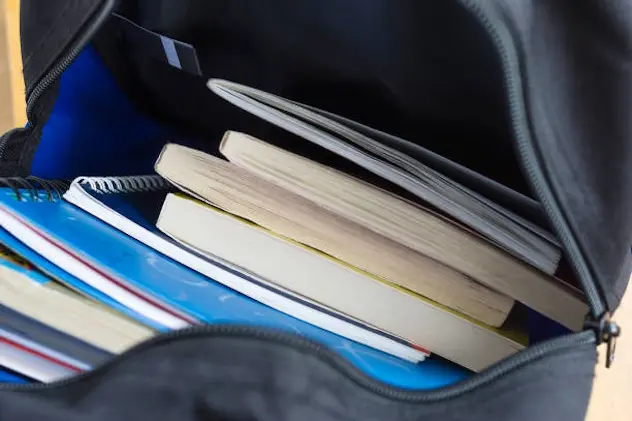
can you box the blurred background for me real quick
[0,0,25,134]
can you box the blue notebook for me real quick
[0,227,163,330]
[0,177,469,389]
[0,230,159,380]
[64,176,433,363]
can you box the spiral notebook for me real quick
[64,176,431,360]
[0,178,194,331]
[0,176,469,389]
[0,227,164,330]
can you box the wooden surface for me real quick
[586,279,631,420]
[0,2,630,419]
[0,0,24,133]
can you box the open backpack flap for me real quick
[0,0,630,420]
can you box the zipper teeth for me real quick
[0,0,115,164]
[0,325,595,401]
[459,0,605,316]
[25,0,117,120]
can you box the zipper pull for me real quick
[585,312,621,368]
[604,320,621,368]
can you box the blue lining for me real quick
[0,367,29,384]
[31,46,176,179]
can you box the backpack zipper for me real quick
[456,0,620,365]
[0,0,615,397]
[461,0,607,315]
[0,0,117,165]
[24,0,118,122]
[0,325,596,401]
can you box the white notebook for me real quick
[64,175,429,363]
[156,193,527,372]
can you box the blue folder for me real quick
[0,228,163,331]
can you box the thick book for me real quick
[0,242,126,381]
[208,79,561,275]
[214,131,587,331]
[0,178,468,388]
[64,175,429,363]
[157,193,528,372]
[155,143,515,327]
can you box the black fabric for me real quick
[0,128,30,176]
[492,0,632,309]
[103,0,530,197]
[20,0,103,95]
[0,330,597,421]
[0,80,60,176]
[110,13,202,76]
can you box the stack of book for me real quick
[0,80,587,386]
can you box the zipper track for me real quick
[0,0,116,164]
[0,325,595,400]
[457,0,606,316]
[0,0,608,400]
[24,0,117,121]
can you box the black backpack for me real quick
[0,1,630,420]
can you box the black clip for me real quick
[584,312,621,368]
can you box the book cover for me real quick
[64,176,431,362]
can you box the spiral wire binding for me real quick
[74,175,171,194]
[0,177,70,202]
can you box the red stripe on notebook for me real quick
[0,205,196,324]
[0,336,83,373]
